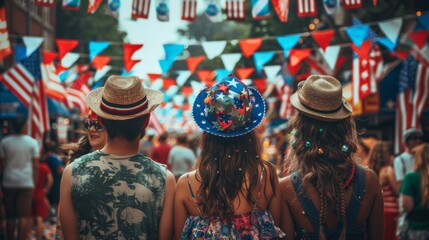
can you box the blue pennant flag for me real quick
[89,41,110,61]
[253,51,275,73]
[14,45,28,63]
[121,68,134,76]
[215,69,230,81]
[418,12,429,30]
[159,59,174,73]
[276,34,301,57]
[345,24,369,48]
[163,44,185,60]
[377,37,396,52]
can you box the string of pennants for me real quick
[36,0,379,22]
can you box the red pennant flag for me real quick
[271,0,290,22]
[311,29,335,51]
[333,56,347,75]
[393,50,410,60]
[253,79,267,93]
[132,0,151,18]
[88,0,103,13]
[56,39,79,59]
[286,63,302,75]
[0,7,12,61]
[92,55,111,70]
[163,78,176,89]
[186,56,206,73]
[235,67,255,80]
[147,73,162,83]
[342,0,362,9]
[297,0,317,17]
[351,40,372,58]
[42,51,58,64]
[409,30,429,49]
[123,43,143,73]
[239,38,263,58]
[34,0,56,7]
[181,86,193,97]
[197,70,216,86]
[182,103,191,111]
[289,48,311,66]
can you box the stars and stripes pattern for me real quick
[251,0,270,19]
[66,73,91,115]
[271,0,290,22]
[42,62,70,107]
[0,7,12,61]
[181,0,197,21]
[395,56,429,153]
[342,0,362,9]
[34,0,56,7]
[296,0,317,17]
[275,74,294,119]
[226,0,246,21]
[132,0,151,19]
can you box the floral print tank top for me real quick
[71,150,166,239]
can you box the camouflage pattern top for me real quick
[71,150,167,240]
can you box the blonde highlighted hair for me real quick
[412,143,429,209]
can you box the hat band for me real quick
[298,94,342,114]
[100,96,148,116]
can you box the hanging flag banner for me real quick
[296,0,317,17]
[176,70,191,86]
[182,0,197,21]
[263,65,281,83]
[156,0,170,21]
[418,12,429,30]
[235,67,254,80]
[164,43,185,60]
[132,0,151,19]
[147,73,163,83]
[205,0,222,22]
[215,69,230,80]
[254,51,275,73]
[226,0,246,21]
[271,0,289,22]
[345,24,369,48]
[123,43,143,72]
[0,7,12,61]
[311,29,335,52]
[186,56,206,73]
[239,38,263,58]
[42,51,58,64]
[220,53,242,71]
[251,0,270,19]
[56,39,79,59]
[289,48,311,66]
[14,45,27,63]
[342,0,362,9]
[62,0,81,10]
[319,45,340,70]
[197,70,215,85]
[377,37,395,52]
[92,55,111,70]
[378,18,402,45]
[94,65,112,82]
[201,41,227,59]
[34,0,56,7]
[22,36,44,57]
[323,0,337,15]
[408,30,429,49]
[159,59,174,73]
[276,34,301,57]
[88,0,103,13]
[61,52,80,68]
[89,41,110,61]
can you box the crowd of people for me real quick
[0,74,428,239]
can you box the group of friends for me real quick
[0,74,428,240]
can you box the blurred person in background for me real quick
[139,129,155,157]
[367,141,399,240]
[168,133,196,181]
[151,131,172,169]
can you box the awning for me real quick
[0,91,70,119]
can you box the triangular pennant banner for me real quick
[14,45,27,62]
[253,51,275,73]
[181,86,193,97]
[42,51,58,64]
[88,0,103,13]
[164,43,185,60]
[276,34,301,57]
[147,73,163,83]
[351,40,372,58]
[311,29,335,52]
[123,43,143,72]
[253,79,267,93]
[271,0,290,22]
[201,40,227,59]
[393,50,410,60]
[159,59,174,73]
[62,0,81,10]
[377,37,396,52]
[197,70,215,85]
[289,48,311,66]
[176,70,191,86]
[263,65,281,83]
[191,80,206,93]
[220,53,242,71]
[345,24,370,48]
[239,38,263,58]
[215,69,230,80]
[287,63,301,75]
[89,41,110,61]
[56,39,79,59]
[319,45,340,70]
[418,13,429,30]
[92,55,111,70]
[23,36,44,57]
[94,65,112,81]
[163,79,177,90]
[251,0,270,19]
[236,67,254,80]
[378,18,402,45]
[61,52,80,68]
[186,56,206,73]
[173,94,185,105]
[409,30,429,49]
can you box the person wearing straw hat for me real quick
[174,74,284,239]
[279,75,384,240]
[59,75,176,240]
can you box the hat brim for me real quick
[86,87,163,120]
[192,87,265,137]
[290,92,352,122]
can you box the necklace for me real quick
[343,163,356,189]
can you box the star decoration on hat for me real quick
[227,78,240,87]
[217,83,229,93]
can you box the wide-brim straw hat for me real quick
[290,75,352,122]
[86,75,163,120]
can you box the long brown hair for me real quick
[367,141,392,176]
[412,143,429,209]
[60,131,92,164]
[285,113,359,240]
[196,131,273,220]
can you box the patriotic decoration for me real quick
[107,0,120,17]
[323,0,337,15]
[0,7,11,61]
[251,0,270,19]
[42,62,69,107]
[205,0,222,22]
[132,0,151,19]
[275,73,294,119]
[62,0,81,10]
[34,0,56,7]
[226,0,246,21]
[395,56,429,153]
[156,0,170,21]
[88,0,103,13]
[182,0,197,21]
[341,0,362,9]
[296,0,317,17]
[66,73,91,114]
[271,0,290,22]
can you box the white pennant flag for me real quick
[263,65,281,83]
[61,52,80,68]
[201,41,227,59]
[94,65,112,81]
[176,70,191,86]
[150,79,164,91]
[190,80,206,93]
[319,45,340,70]
[23,36,44,57]
[220,53,242,71]
[165,85,179,101]
[378,18,402,44]
[173,94,185,105]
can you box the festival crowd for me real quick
[0,74,428,240]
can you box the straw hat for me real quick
[86,75,163,120]
[192,74,265,137]
[290,75,352,122]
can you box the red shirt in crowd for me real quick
[151,143,172,170]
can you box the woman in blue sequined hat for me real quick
[174,74,285,239]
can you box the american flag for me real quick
[271,0,290,22]
[226,0,246,21]
[342,0,362,9]
[148,113,164,134]
[42,62,70,107]
[34,0,56,7]
[132,0,151,19]
[275,72,294,119]
[395,56,429,153]
[0,51,49,142]
[66,72,91,115]
[296,0,317,17]
[182,0,197,21]
[0,7,11,61]
[88,0,103,13]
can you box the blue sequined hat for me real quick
[192,74,266,137]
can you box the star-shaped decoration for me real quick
[227,78,240,88]
[255,104,259,108]
[217,106,225,113]
[253,120,257,123]
[200,112,204,116]
[216,92,226,100]
[217,83,229,93]
[258,113,262,116]
[202,121,206,124]
[204,107,209,116]
[196,104,201,108]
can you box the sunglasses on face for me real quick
[84,119,104,132]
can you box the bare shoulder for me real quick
[165,170,176,185]
[176,170,197,197]
[279,175,295,199]
[363,167,382,194]
[263,162,278,181]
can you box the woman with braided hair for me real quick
[279,75,384,240]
